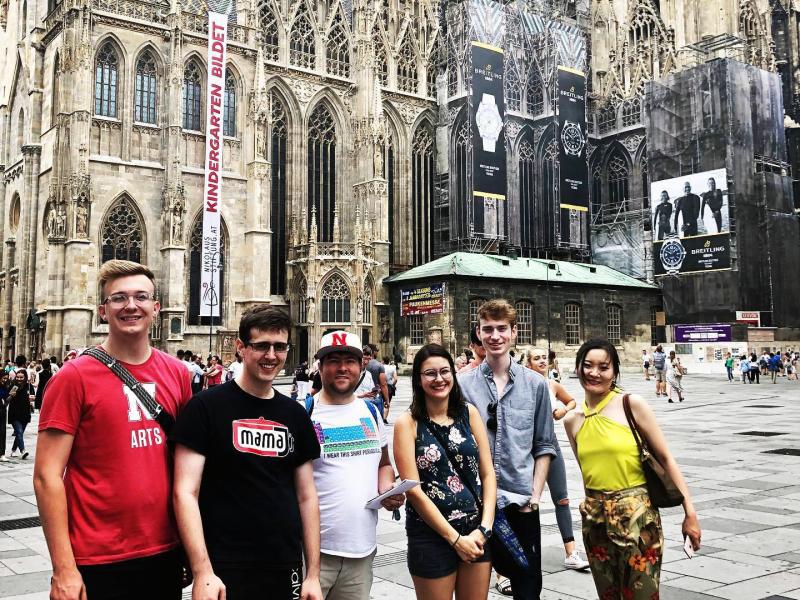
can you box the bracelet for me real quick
[451,534,461,546]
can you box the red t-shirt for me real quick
[206,367,222,387]
[38,349,192,566]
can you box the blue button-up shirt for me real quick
[458,359,557,509]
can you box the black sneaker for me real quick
[668,399,674,403]
[21,452,29,460]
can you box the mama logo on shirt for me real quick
[232,417,294,457]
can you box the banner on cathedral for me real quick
[471,41,506,235]
[557,66,588,212]
[200,11,228,317]
[400,283,446,317]
[653,233,731,276]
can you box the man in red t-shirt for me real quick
[33,260,192,600]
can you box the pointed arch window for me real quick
[412,124,434,266]
[540,138,558,248]
[223,69,237,137]
[258,0,280,60]
[447,41,458,96]
[295,277,308,323]
[387,132,397,266]
[189,216,226,325]
[526,68,543,115]
[740,1,766,66]
[183,60,202,131]
[505,61,521,112]
[640,150,649,209]
[95,42,119,117]
[361,279,373,324]
[290,6,316,69]
[607,152,630,211]
[519,139,536,252]
[321,273,350,323]
[101,197,143,264]
[598,103,617,134]
[134,50,158,124]
[397,35,418,93]
[454,118,470,241]
[591,162,603,216]
[308,104,337,242]
[426,38,439,98]
[52,54,61,125]
[622,98,641,127]
[326,15,350,77]
[373,26,388,85]
[270,93,288,295]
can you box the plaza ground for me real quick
[0,369,798,599]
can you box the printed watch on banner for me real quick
[476,93,504,153]
[660,237,686,273]
[560,120,585,156]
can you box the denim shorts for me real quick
[406,513,491,579]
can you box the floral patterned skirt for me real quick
[579,486,663,600]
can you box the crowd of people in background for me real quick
[733,350,798,384]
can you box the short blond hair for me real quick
[98,260,155,297]
[477,299,517,328]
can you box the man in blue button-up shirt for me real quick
[458,299,556,600]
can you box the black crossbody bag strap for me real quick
[422,418,483,510]
[83,347,176,436]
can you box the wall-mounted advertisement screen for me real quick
[651,168,732,276]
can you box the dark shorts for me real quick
[78,548,182,600]
[214,564,303,600]
[406,513,490,579]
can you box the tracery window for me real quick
[397,35,418,93]
[373,26,388,85]
[607,152,630,211]
[519,139,536,251]
[740,1,765,66]
[540,138,558,248]
[223,69,237,137]
[505,61,521,112]
[598,103,617,134]
[295,277,308,323]
[640,150,649,209]
[412,124,434,266]
[622,98,641,127]
[387,133,397,265]
[361,280,373,324]
[270,93,288,295]
[182,60,202,131]
[258,1,280,60]
[326,14,350,77]
[591,162,603,216]
[515,301,533,345]
[564,302,582,346]
[290,6,316,69]
[308,104,337,242]
[95,42,119,118]
[454,119,470,240]
[101,197,143,264]
[188,215,226,325]
[526,68,543,115]
[134,50,157,124]
[606,304,622,346]
[426,38,439,98]
[321,273,350,323]
[447,42,458,96]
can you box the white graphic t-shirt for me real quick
[310,397,387,558]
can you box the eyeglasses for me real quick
[104,292,156,307]
[487,400,498,431]
[421,368,453,381]
[246,341,291,354]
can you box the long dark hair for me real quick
[575,338,621,388]
[410,344,465,422]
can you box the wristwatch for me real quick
[475,93,504,152]
[478,525,493,540]
[560,120,585,156]
[659,237,686,273]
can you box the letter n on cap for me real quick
[332,333,348,346]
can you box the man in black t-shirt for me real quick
[173,306,322,600]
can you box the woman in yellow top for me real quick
[564,339,701,599]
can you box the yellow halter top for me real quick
[576,388,647,492]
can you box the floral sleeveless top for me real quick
[407,406,482,524]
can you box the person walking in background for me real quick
[724,352,734,382]
[748,354,760,384]
[666,350,684,403]
[383,356,398,423]
[564,339,701,599]
[7,370,32,459]
[785,353,796,381]
[739,355,750,383]
[524,349,590,572]
[652,346,667,397]
[547,351,560,382]
[642,349,651,381]
[34,359,53,411]
[394,344,496,600]
[204,355,223,388]
[0,373,8,462]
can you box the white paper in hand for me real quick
[365,479,420,510]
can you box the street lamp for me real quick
[545,261,562,355]
[203,251,223,353]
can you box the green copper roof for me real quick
[385,252,657,290]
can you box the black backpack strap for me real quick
[83,347,176,435]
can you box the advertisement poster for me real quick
[650,168,729,240]
[674,324,733,343]
[557,66,588,212]
[401,283,446,316]
[653,233,731,276]
[471,41,506,235]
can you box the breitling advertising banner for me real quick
[653,233,731,276]
[471,41,506,229]
[557,66,588,212]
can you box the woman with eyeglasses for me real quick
[393,344,496,600]
[563,339,701,599]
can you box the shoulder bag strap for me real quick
[83,347,176,436]
[422,416,483,511]
[621,393,647,459]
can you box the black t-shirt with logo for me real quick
[171,381,320,568]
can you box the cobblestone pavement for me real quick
[0,369,798,599]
